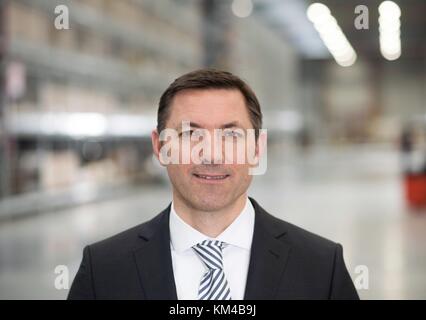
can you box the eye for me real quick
[180,130,193,138]
[223,129,243,138]
[192,130,205,139]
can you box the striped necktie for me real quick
[192,240,232,300]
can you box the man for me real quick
[68,69,359,300]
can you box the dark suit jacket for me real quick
[68,198,359,300]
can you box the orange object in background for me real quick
[404,174,426,209]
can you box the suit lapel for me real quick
[133,205,178,300]
[244,198,292,299]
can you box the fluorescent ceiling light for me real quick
[379,1,402,61]
[307,2,357,67]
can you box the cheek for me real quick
[231,164,251,181]
[167,165,192,182]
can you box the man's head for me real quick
[152,68,263,212]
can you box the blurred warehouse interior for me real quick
[0,0,425,299]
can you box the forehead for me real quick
[167,89,251,128]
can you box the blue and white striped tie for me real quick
[192,240,232,300]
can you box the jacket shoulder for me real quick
[251,198,338,254]
[89,207,169,255]
[278,216,337,251]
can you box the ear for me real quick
[256,130,267,159]
[151,129,161,162]
[248,129,267,176]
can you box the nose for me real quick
[196,130,223,165]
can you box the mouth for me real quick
[192,173,230,182]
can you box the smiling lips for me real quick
[193,173,230,181]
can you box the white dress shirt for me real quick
[169,197,255,300]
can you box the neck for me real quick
[172,193,247,238]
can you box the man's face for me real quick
[152,89,258,212]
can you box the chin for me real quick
[189,195,230,212]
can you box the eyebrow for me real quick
[179,121,242,130]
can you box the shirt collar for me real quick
[169,197,255,253]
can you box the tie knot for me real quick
[193,240,225,270]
